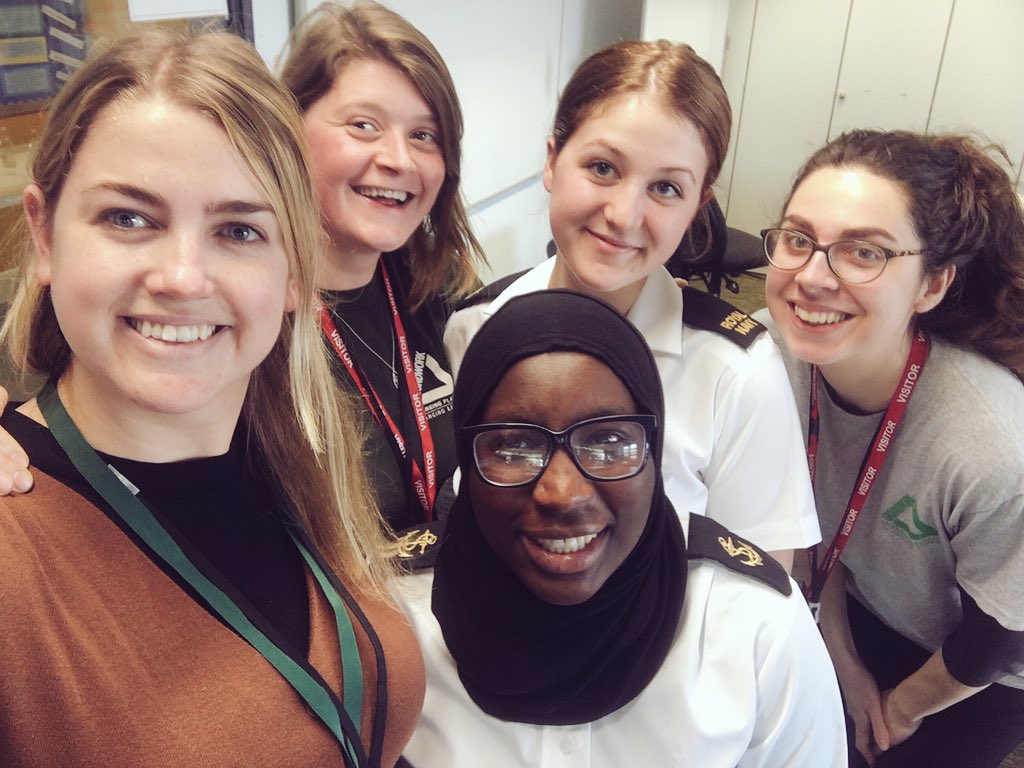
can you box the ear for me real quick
[542,136,557,194]
[283,275,299,314]
[914,265,955,314]
[23,184,53,285]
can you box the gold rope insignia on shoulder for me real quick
[718,536,764,567]
[396,528,438,559]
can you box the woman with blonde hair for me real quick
[0,29,422,767]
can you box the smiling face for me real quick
[25,97,295,456]
[544,92,710,313]
[302,58,445,267]
[765,166,951,403]
[468,351,654,606]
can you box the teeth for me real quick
[794,306,848,325]
[535,533,598,554]
[134,319,216,343]
[358,186,409,203]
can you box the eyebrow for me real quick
[88,182,274,216]
[336,99,437,126]
[582,140,698,183]
[783,213,898,243]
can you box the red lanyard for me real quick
[806,330,929,601]
[319,260,437,522]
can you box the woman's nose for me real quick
[532,446,594,513]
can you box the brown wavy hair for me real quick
[785,130,1024,379]
[280,0,483,309]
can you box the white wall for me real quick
[642,0,1024,235]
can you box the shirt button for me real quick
[559,735,575,754]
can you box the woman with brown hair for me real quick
[761,129,1024,767]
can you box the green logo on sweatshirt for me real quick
[882,495,938,544]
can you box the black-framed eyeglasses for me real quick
[463,414,657,488]
[760,228,923,284]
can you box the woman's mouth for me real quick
[355,185,411,207]
[793,304,850,326]
[126,318,219,343]
[533,532,599,554]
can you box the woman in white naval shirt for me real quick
[444,40,817,572]
[398,289,846,767]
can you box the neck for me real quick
[33,368,245,462]
[818,330,916,414]
[548,255,645,316]
[319,237,381,291]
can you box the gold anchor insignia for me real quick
[718,536,764,567]
[396,528,438,559]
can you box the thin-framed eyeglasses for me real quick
[463,414,657,488]
[760,228,923,284]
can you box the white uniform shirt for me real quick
[444,260,820,551]
[399,516,847,767]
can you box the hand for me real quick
[0,386,32,495]
[880,687,924,750]
[834,651,891,766]
[673,277,689,289]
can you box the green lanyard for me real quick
[38,380,365,766]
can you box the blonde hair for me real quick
[280,0,483,308]
[2,29,396,595]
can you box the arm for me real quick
[0,386,33,494]
[742,579,848,767]
[701,336,820,568]
[880,649,984,748]
[818,563,889,766]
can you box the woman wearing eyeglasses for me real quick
[398,289,846,767]
[758,130,1024,768]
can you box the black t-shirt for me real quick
[321,251,458,531]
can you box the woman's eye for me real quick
[411,129,437,143]
[652,180,681,199]
[105,210,149,230]
[349,120,377,133]
[783,232,813,251]
[221,223,265,243]
[852,245,884,263]
[587,160,616,179]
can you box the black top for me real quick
[322,251,458,530]
[2,408,311,653]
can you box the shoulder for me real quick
[686,514,792,596]
[452,269,531,313]
[681,287,766,350]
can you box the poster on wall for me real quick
[128,0,227,21]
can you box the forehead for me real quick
[328,57,433,116]
[481,352,637,426]
[568,92,709,176]
[786,166,914,238]
[60,97,269,204]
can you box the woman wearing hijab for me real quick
[398,290,847,767]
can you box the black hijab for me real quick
[432,289,687,725]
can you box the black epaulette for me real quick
[687,514,791,595]
[681,286,765,349]
[453,269,530,312]
[393,519,447,571]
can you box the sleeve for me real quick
[442,303,489,381]
[943,587,1024,686]
[740,587,849,767]
[701,335,821,551]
